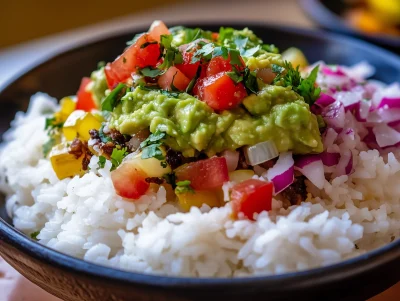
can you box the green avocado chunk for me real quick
[109,86,323,157]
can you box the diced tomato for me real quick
[231,179,273,220]
[175,157,229,191]
[76,77,97,111]
[206,55,245,77]
[200,72,247,110]
[147,20,170,42]
[104,34,160,88]
[158,67,190,91]
[111,161,150,200]
[175,48,200,80]
[211,32,219,41]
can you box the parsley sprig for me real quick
[140,130,166,161]
[274,61,321,105]
[110,147,129,170]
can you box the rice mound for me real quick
[0,92,399,277]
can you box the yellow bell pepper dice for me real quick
[50,143,84,180]
[63,110,102,141]
[177,189,223,212]
[54,97,77,123]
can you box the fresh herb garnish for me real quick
[45,117,63,132]
[271,64,284,74]
[226,71,243,84]
[101,83,127,112]
[43,117,63,157]
[186,65,202,93]
[99,124,112,143]
[110,147,128,170]
[140,67,165,77]
[139,84,181,98]
[98,156,107,169]
[30,231,40,240]
[241,45,260,58]
[158,34,183,69]
[175,180,195,194]
[274,62,321,105]
[140,130,167,160]
[243,68,258,94]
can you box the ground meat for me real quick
[69,139,84,159]
[145,177,165,185]
[100,141,115,158]
[281,176,308,206]
[68,138,93,170]
[166,148,184,170]
[89,129,100,140]
[88,128,132,159]
[109,129,128,145]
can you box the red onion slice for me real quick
[372,124,400,148]
[323,128,338,149]
[377,97,400,110]
[322,66,346,77]
[322,101,345,132]
[294,155,325,189]
[320,151,340,167]
[264,152,294,195]
[335,150,353,177]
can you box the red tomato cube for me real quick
[231,179,273,220]
[76,77,97,111]
[158,67,191,91]
[111,161,150,200]
[175,157,229,191]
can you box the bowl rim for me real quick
[0,21,400,289]
[300,0,400,48]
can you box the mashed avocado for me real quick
[88,67,108,106]
[110,86,323,157]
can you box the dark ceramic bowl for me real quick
[300,0,400,52]
[0,22,400,301]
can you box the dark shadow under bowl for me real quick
[300,0,400,52]
[0,22,399,301]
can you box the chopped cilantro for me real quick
[234,37,248,51]
[169,26,213,45]
[98,156,107,169]
[228,49,243,66]
[43,117,62,157]
[271,64,284,74]
[226,71,243,84]
[191,43,215,63]
[45,117,63,132]
[30,231,40,240]
[140,130,166,160]
[241,45,260,58]
[212,46,229,60]
[297,65,321,105]
[110,147,128,170]
[274,62,321,105]
[158,34,182,69]
[139,84,181,98]
[243,68,258,94]
[101,83,127,112]
[186,65,202,93]
[99,124,112,143]
[140,67,165,77]
[175,180,195,194]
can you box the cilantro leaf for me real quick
[234,37,248,51]
[175,180,195,194]
[226,71,243,84]
[110,147,128,170]
[241,45,260,58]
[101,83,126,112]
[140,67,165,77]
[191,43,214,63]
[186,65,202,93]
[243,68,258,94]
[30,231,40,240]
[140,130,167,161]
[271,64,284,74]
[228,49,243,66]
[98,156,106,169]
[297,65,321,105]
[212,46,229,59]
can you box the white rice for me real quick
[0,71,399,277]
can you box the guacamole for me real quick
[110,86,323,157]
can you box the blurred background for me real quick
[0,0,398,300]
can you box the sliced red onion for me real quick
[335,91,362,110]
[316,93,336,107]
[264,152,294,195]
[372,124,400,148]
[367,107,400,124]
[355,100,371,122]
[335,150,353,177]
[221,150,239,172]
[294,155,325,189]
[377,97,400,110]
[322,66,346,77]
[320,151,340,167]
[342,61,375,80]
[322,101,345,132]
[323,128,339,148]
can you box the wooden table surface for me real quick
[0,0,398,300]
